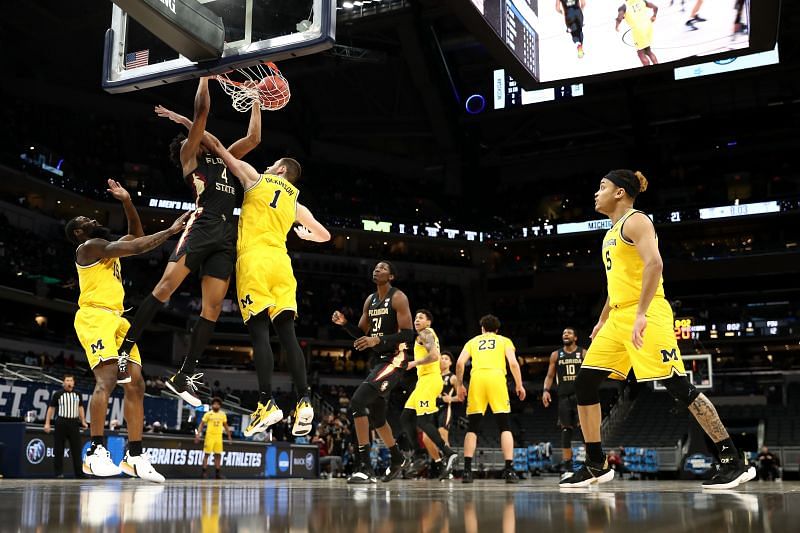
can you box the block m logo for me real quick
[241,294,253,308]
[91,339,105,354]
[661,348,679,363]
[419,400,429,408]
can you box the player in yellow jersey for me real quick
[202,135,330,438]
[616,0,659,66]
[560,169,755,490]
[399,310,458,479]
[65,180,189,483]
[455,315,525,484]
[195,397,233,479]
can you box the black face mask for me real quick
[88,226,112,240]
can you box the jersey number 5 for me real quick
[605,250,612,271]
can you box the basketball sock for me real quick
[259,392,272,405]
[273,312,308,395]
[715,438,739,464]
[389,444,403,463]
[248,313,274,398]
[179,317,216,374]
[120,294,164,356]
[464,457,472,471]
[586,442,605,464]
[357,444,371,465]
[128,441,142,457]
[504,460,513,470]
[89,436,104,455]
[400,410,422,452]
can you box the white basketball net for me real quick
[215,62,291,112]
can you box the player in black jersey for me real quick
[542,327,585,479]
[116,78,261,405]
[557,0,586,58]
[331,261,415,484]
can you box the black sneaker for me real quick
[117,351,132,384]
[409,451,428,476]
[382,455,409,482]
[429,461,441,479]
[441,449,458,478]
[702,461,756,490]
[503,469,519,484]
[559,459,614,489]
[693,14,707,22]
[347,463,377,485]
[164,372,203,407]
[462,469,474,484]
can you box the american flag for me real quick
[125,50,149,69]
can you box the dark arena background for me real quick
[0,0,799,531]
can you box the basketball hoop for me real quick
[215,61,291,112]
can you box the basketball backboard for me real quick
[103,0,335,93]
[654,354,713,391]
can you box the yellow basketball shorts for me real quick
[466,371,510,415]
[236,249,297,323]
[204,436,223,454]
[74,307,142,370]
[583,298,685,382]
[632,23,653,50]
[405,373,443,415]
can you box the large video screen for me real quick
[458,0,772,85]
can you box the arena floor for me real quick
[3,478,797,532]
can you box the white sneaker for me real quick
[292,396,314,437]
[121,451,166,483]
[83,445,122,477]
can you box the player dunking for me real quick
[115,78,261,405]
[201,135,330,437]
[557,0,586,58]
[542,327,585,480]
[65,180,189,482]
[400,310,458,479]
[331,261,415,484]
[455,315,526,484]
[616,0,659,66]
[560,169,756,489]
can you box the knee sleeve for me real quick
[561,427,574,450]
[494,412,511,433]
[467,414,484,434]
[575,368,608,406]
[661,376,700,407]
[349,385,374,419]
[368,398,387,428]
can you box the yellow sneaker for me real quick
[292,396,314,436]
[244,399,283,437]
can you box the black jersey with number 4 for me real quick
[186,155,239,220]
[367,287,400,360]
[556,347,584,396]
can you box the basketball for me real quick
[257,75,290,110]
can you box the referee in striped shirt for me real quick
[44,375,88,478]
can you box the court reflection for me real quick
[8,480,799,532]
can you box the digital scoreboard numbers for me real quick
[674,318,693,341]
[503,1,539,80]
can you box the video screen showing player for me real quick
[537,0,750,80]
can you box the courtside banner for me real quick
[142,435,267,478]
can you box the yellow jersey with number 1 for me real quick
[75,245,125,312]
[465,333,514,374]
[414,327,440,377]
[602,209,665,308]
[237,173,299,255]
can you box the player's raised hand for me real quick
[169,211,193,234]
[293,226,315,241]
[542,390,552,407]
[331,310,347,325]
[632,313,647,349]
[154,105,188,126]
[107,179,131,202]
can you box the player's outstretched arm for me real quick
[180,78,211,174]
[332,295,371,338]
[203,135,260,189]
[228,104,261,159]
[78,212,190,263]
[408,328,440,370]
[542,351,558,407]
[294,203,331,243]
[107,179,144,241]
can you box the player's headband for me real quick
[604,171,639,198]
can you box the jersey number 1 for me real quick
[269,190,281,209]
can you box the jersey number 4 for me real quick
[478,339,496,350]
